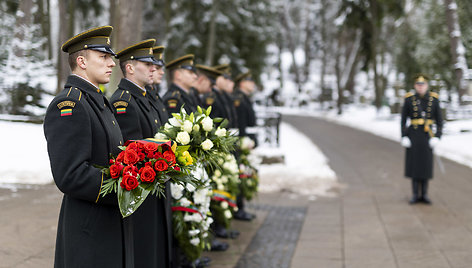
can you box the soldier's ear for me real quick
[76,55,87,70]
[126,63,134,74]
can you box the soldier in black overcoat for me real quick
[233,71,257,138]
[146,45,169,125]
[162,54,198,115]
[44,26,130,267]
[110,39,172,268]
[198,64,228,120]
[214,69,238,129]
[401,74,443,204]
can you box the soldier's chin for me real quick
[99,77,111,84]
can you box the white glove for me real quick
[401,137,411,148]
[429,137,439,149]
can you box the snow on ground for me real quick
[270,104,472,169]
[254,122,340,199]
[0,121,53,186]
[0,119,341,201]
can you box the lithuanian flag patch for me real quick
[167,99,177,108]
[61,108,72,117]
[116,107,126,114]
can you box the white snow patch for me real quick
[0,121,53,185]
[255,122,339,199]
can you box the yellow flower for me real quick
[182,151,193,166]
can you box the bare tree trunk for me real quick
[319,0,328,104]
[302,0,314,84]
[335,28,362,114]
[56,0,73,93]
[108,0,143,97]
[370,0,382,110]
[335,34,343,115]
[280,5,302,94]
[37,0,52,59]
[205,0,218,65]
[13,0,33,58]
[444,0,469,103]
[276,32,284,95]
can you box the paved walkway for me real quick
[2,115,472,268]
[285,115,472,268]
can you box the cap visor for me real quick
[154,59,165,67]
[136,57,158,64]
[181,65,196,72]
[90,46,117,57]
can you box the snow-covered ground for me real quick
[254,122,339,199]
[0,121,52,186]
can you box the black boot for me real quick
[409,180,419,204]
[420,180,432,204]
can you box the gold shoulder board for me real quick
[404,92,414,98]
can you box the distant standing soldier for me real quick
[146,45,169,125]
[401,74,443,204]
[43,26,129,267]
[162,54,198,115]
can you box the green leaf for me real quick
[117,179,151,218]
[197,106,203,114]
[219,119,229,128]
[205,106,212,116]
[176,145,191,153]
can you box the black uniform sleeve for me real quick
[401,98,410,137]
[113,100,143,142]
[44,98,108,204]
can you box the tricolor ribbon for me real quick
[212,190,237,208]
[172,204,203,218]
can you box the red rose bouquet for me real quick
[100,138,198,217]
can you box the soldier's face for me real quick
[240,80,256,94]
[153,66,164,84]
[225,79,234,93]
[179,69,197,89]
[133,61,156,87]
[195,76,211,93]
[215,76,225,90]
[82,50,115,86]
[414,82,428,95]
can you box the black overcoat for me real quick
[233,88,256,136]
[44,75,126,268]
[162,83,197,116]
[401,91,443,179]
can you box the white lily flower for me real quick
[176,131,190,145]
[201,116,213,132]
[183,120,193,133]
[201,139,214,150]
